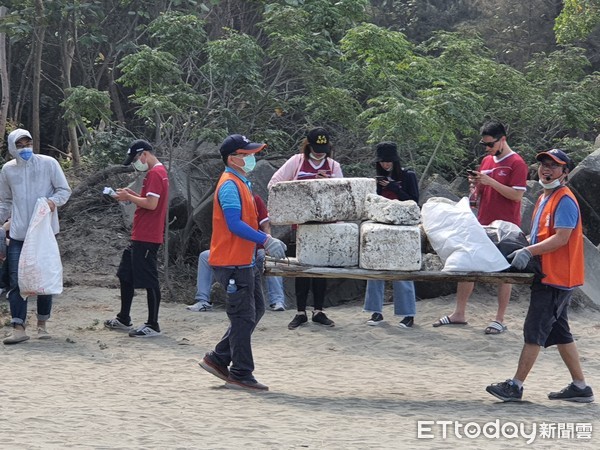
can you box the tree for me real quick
[555,0,600,43]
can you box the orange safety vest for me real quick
[532,187,584,288]
[209,172,259,266]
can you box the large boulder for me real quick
[568,148,600,245]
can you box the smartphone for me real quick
[466,169,476,176]
[375,175,386,181]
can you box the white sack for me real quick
[18,198,63,296]
[421,197,510,272]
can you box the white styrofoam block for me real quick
[296,223,359,267]
[365,193,421,225]
[359,222,421,271]
[268,178,376,225]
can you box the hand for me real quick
[115,189,130,202]
[507,247,532,270]
[264,235,287,260]
[46,199,56,212]
[317,170,330,178]
[378,179,389,187]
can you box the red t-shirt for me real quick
[131,163,169,244]
[477,152,527,226]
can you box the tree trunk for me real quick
[31,0,46,154]
[59,11,80,167]
[0,6,10,149]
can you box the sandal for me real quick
[485,321,507,335]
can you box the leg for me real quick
[495,283,512,323]
[146,287,161,331]
[115,246,134,325]
[557,342,586,382]
[295,277,310,312]
[195,250,213,303]
[392,281,416,317]
[449,281,473,322]
[266,276,285,307]
[513,343,541,382]
[213,267,257,380]
[6,239,28,327]
[363,280,385,314]
[312,278,327,311]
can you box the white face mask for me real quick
[538,178,562,190]
[133,159,149,172]
[309,152,326,161]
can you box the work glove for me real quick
[507,247,532,270]
[264,235,287,260]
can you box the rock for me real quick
[419,176,461,207]
[296,223,359,267]
[267,177,376,225]
[364,194,420,225]
[575,235,600,308]
[414,253,456,299]
[568,149,600,245]
[359,222,421,270]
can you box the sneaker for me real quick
[128,325,161,338]
[225,376,269,391]
[486,379,523,402]
[548,383,594,403]
[37,327,51,340]
[199,353,230,381]
[398,316,414,328]
[3,328,30,345]
[366,312,384,326]
[288,313,308,330]
[186,301,213,312]
[104,318,133,331]
[312,311,335,327]
[269,302,285,312]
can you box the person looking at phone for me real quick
[433,120,528,334]
[364,142,419,327]
[268,127,343,330]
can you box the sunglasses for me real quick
[479,138,500,148]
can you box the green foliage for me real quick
[61,87,111,127]
[147,11,206,58]
[555,0,600,43]
[81,127,133,169]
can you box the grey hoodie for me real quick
[0,129,72,240]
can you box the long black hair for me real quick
[375,160,403,181]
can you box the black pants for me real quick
[212,265,265,381]
[295,277,326,311]
[116,241,161,330]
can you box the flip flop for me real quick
[432,315,468,327]
[485,321,507,335]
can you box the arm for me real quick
[219,181,268,245]
[47,159,72,211]
[527,227,573,256]
[0,171,12,224]
[387,170,419,202]
[330,159,343,178]
[475,172,525,202]
[116,189,160,210]
[268,154,302,187]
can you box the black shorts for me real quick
[523,282,574,348]
[117,241,161,290]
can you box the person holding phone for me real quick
[268,127,343,330]
[364,142,419,327]
[433,120,528,334]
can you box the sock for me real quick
[512,379,524,389]
[572,380,587,389]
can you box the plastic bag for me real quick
[421,197,510,272]
[18,198,63,296]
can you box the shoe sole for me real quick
[199,358,229,381]
[486,387,522,402]
[224,380,269,391]
[366,321,383,326]
[3,336,30,345]
[129,332,162,338]
[38,335,52,340]
[398,323,413,329]
[312,321,335,327]
[548,396,594,403]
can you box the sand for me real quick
[1,284,599,449]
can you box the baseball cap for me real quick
[123,139,153,165]
[219,134,266,158]
[307,127,331,154]
[535,148,571,166]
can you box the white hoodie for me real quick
[0,129,72,240]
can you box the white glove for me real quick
[264,235,287,260]
[507,247,532,270]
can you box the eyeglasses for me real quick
[540,162,562,170]
[479,138,500,148]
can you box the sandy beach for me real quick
[1,283,599,449]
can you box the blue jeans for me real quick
[195,249,285,306]
[212,265,265,380]
[7,239,52,326]
[363,280,416,316]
